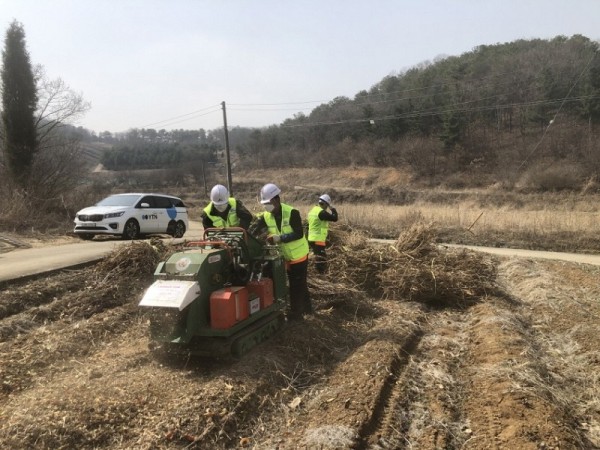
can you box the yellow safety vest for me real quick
[307,205,329,245]
[263,203,309,263]
[203,198,240,227]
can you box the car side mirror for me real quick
[140,202,150,208]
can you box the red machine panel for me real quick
[247,278,274,309]
[210,286,249,329]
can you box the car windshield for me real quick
[96,194,140,207]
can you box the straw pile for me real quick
[69,238,168,313]
[325,222,496,308]
[94,237,167,279]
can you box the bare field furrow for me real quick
[462,299,587,449]
[1,244,600,449]
[498,259,600,448]
[0,271,86,320]
[0,304,140,401]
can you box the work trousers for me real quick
[309,242,327,274]
[287,259,311,319]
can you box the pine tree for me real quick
[1,21,38,187]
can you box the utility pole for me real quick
[221,101,233,195]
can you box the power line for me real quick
[147,108,222,129]
[517,49,598,172]
[132,50,596,131]
[272,95,599,129]
[139,104,221,128]
[228,100,327,106]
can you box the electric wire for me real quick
[133,51,596,131]
[136,68,556,128]
[271,95,598,129]
[147,108,222,129]
[138,104,221,128]
[516,49,598,172]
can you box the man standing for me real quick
[251,183,311,320]
[201,184,253,230]
[307,194,338,274]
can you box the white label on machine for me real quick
[249,298,260,315]
[139,280,200,310]
[174,257,192,272]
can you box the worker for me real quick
[307,194,338,274]
[201,184,253,230]
[250,183,311,320]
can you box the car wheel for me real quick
[122,219,140,240]
[78,233,94,241]
[172,220,186,238]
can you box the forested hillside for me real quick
[91,35,600,189]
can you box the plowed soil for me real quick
[0,243,599,450]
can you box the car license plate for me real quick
[81,222,96,227]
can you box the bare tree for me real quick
[34,65,90,150]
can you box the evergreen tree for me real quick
[1,21,38,187]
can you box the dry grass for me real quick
[325,223,496,307]
[339,201,600,236]
[329,197,600,253]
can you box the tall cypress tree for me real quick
[1,21,38,187]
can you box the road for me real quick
[2,230,600,285]
[440,243,600,266]
[0,221,204,284]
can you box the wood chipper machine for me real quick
[138,228,288,357]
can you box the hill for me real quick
[89,35,600,190]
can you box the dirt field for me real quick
[1,235,599,449]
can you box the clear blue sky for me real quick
[0,0,598,134]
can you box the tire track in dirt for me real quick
[353,283,597,449]
[356,309,473,450]
[461,298,585,449]
[353,328,423,449]
[264,300,425,449]
[494,259,600,448]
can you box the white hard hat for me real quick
[210,184,229,206]
[318,194,331,205]
[260,183,281,204]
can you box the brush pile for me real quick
[325,222,496,307]
[94,238,167,279]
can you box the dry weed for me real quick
[326,222,496,308]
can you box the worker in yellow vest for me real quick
[201,184,253,230]
[307,194,338,274]
[250,183,311,320]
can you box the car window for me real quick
[97,194,140,207]
[154,196,174,208]
[137,195,156,208]
[172,198,186,207]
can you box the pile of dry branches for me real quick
[325,222,496,307]
[93,238,167,279]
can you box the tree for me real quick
[34,66,90,151]
[1,21,37,187]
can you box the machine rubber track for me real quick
[230,311,285,357]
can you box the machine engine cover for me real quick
[139,280,200,311]
[210,286,250,329]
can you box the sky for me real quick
[0,0,599,135]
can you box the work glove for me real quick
[268,234,281,244]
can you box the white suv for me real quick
[74,193,189,240]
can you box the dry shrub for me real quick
[580,176,600,194]
[520,164,584,192]
[327,222,496,307]
[94,238,166,278]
